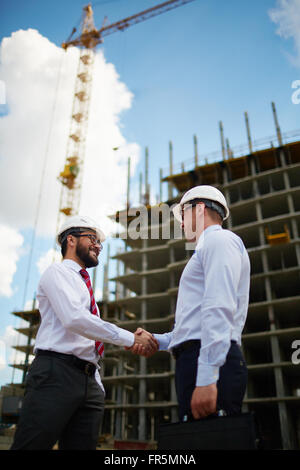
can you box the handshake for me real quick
[125,328,159,357]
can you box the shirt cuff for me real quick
[117,329,135,348]
[196,364,219,386]
[152,333,168,351]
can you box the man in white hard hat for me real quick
[11,215,158,450]
[134,186,250,422]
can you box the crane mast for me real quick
[57,4,97,227]
[56,0,195,232]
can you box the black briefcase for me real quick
[158,413,258,450]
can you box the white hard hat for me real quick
[172,185,229,223]
[56,215,106,246]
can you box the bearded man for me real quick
[11,215,157,450]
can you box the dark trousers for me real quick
[10,354,105,450]
[175,341,248,421]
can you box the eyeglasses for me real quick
[72,233,103,250]
[181,201,200,220]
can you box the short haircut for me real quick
[188,198,225,222]
[205,207,223,224]
[61,239,68,258]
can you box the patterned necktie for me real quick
[79,269,104,357]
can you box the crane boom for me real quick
[62,0,195,49]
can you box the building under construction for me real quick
[1,105,300,450]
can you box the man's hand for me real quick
[190,384,217,419]
[125,328,158,357]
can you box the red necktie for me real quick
[80,269,104,357]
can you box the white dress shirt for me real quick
[35,259,135,391]
[154,225,250,387]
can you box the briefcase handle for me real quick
[183,409,227,422]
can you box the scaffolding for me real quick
[99,138,300,449]
[3,135,300,450]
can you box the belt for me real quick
[172,340,201,359]
[36,349,96,376]
[172,339,237,359]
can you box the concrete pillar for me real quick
[268,306,294,449]
[265,257,294,450]
[287,194,294,214]
[169,245,175,288]
[284,184,299,242]
[219,121,226,160]
[283,171,290,190]
[256,201,263,227]
[259,226,266,247]
[222,166,228,185]
[110,365,117,436]
[138,356,147,440]
[159,168,163,203]
[279,149,286,167]
[252,177,259,197]
[138,239,148,441]
[295,243,300,266]
[168,141,174,200]
[194,135,198,168]
[168,245,178,421]
[223,188,232,230]
[271,102,283,147]
[244,111,253,155]
[115,361,124,439]
[250,159,257,179]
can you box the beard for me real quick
[76,242,99,268]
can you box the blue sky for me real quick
[0,0,299,387]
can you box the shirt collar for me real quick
[195,224,222,251]
[62,259,84,273]
[203,224,222,235]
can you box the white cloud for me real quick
[0,29,140,297]
[0,224,24,297]
[0,28,140,241]
[0,324,24,370]
[269,0,300,67]
[0,340,5,370]
[36,248,62,276]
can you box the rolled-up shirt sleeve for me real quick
[196,234,242,386]
[40,265,135,348]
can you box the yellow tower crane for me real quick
[56,0,195,230]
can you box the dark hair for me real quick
[61,239,68,258]
[59,229,76,258]
[189,198,225,221]
[205,207,223,224]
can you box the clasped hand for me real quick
[125,328,158,357]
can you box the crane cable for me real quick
[11,48,65,384]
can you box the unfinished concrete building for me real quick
[99,128,300,449]
[2,107,300,450]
